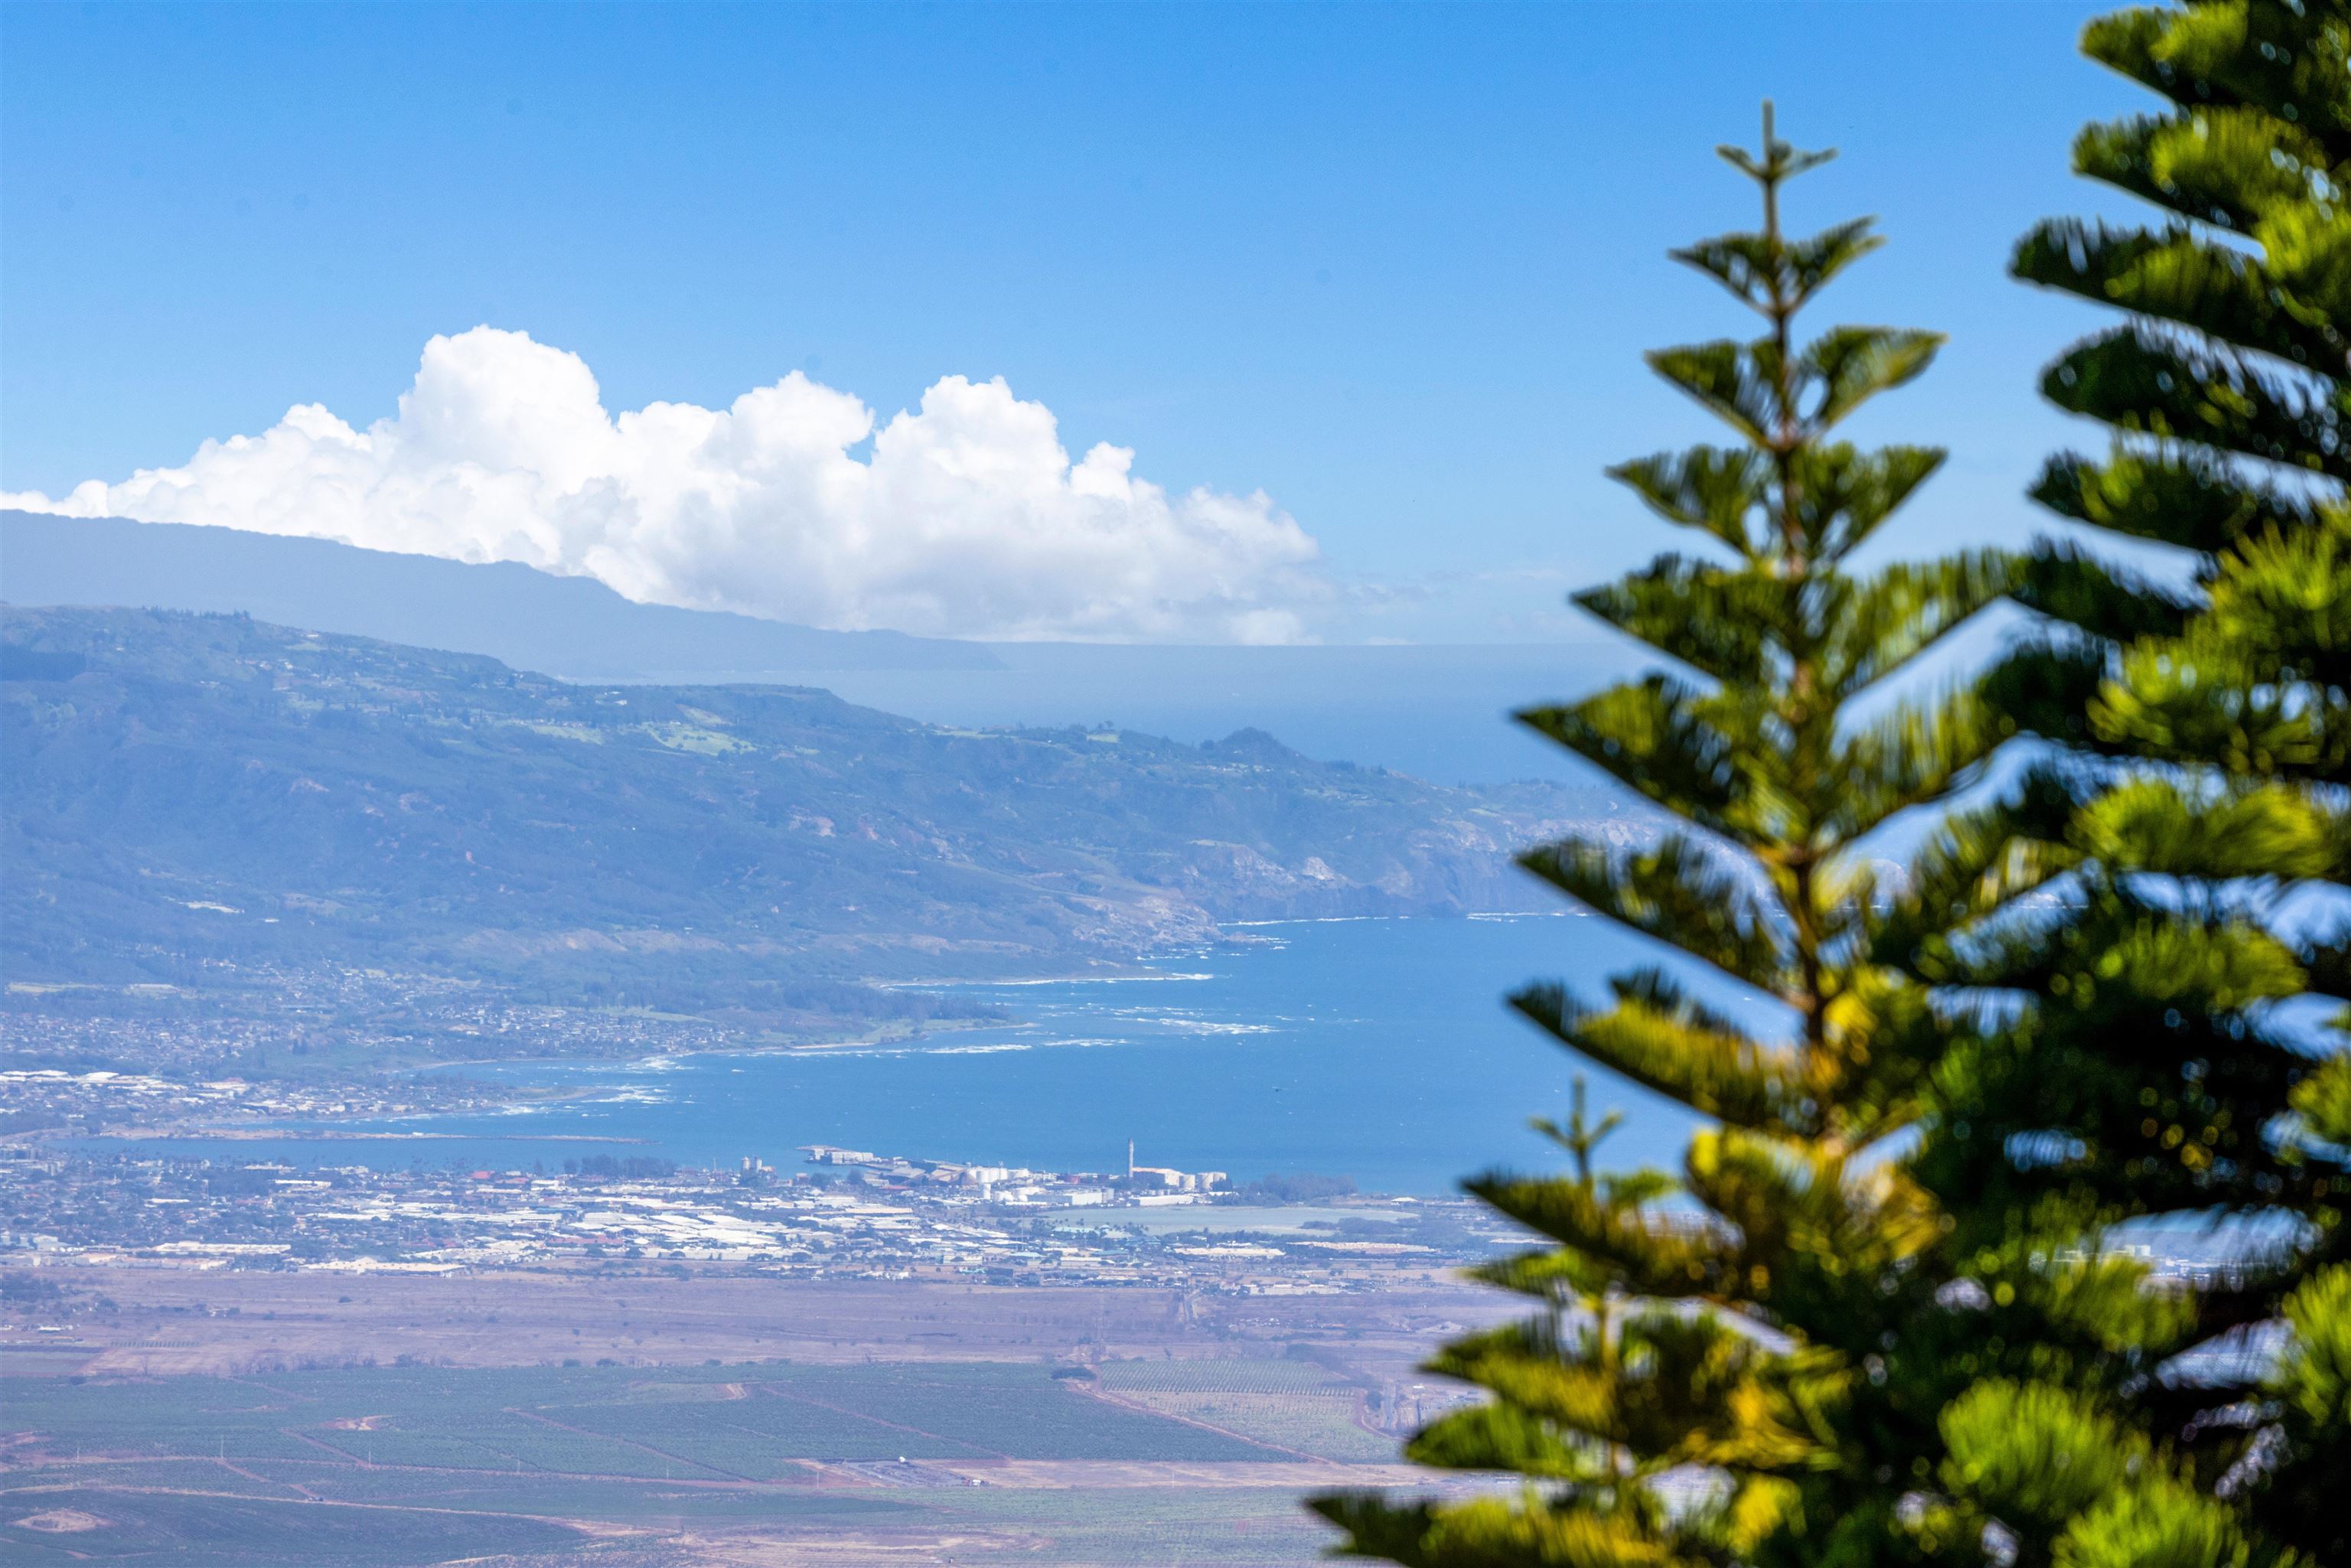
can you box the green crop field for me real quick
[230,1465,911,1523]
[912,1487,1344,1566]
[2,1459,311,1499]
[0,1489,588,1566]
[1096,1358,1355,1394]
[1117,1390,1400,1462]
[1094,1358,1396,1461]
[1,1359,1361,1563]
[3,1359,1282,1472]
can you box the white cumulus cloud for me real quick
[5,327,1329,643]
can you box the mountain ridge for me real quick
[2,605,1635,1055]
[0,509,1000,676]
[2,507,1653,787]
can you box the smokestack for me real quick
[1127,1139,1134,1178]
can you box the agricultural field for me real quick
[1095,1358,1360,1394]
[4,1360,1286,1472]
[0,1358,1382,1563]
[0,1488,589,1566]
[1094,1357,1401,1462]
[1,1471,1339,1566]
[902,1487,1345,1566]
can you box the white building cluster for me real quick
[797,1141,1230,1208]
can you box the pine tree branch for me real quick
[2029,447,2320,556]
[1517,834,1795,996]
[2041,328,2351,484]
[1513,976,1811,1134]
[2016,218,2346,373]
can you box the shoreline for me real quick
[94,1126,654,1144]
[63,1007,1058,1155]
[34,919,1548,1187]
[411,1010,1012,1074]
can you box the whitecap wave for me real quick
[960,972,1216,988]
[1224,915,1405,927]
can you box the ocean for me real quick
[116,913,1727,1195]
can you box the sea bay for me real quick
[112,914,1728,1195]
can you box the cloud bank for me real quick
[5,328,1327,643]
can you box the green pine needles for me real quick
[1944,0,2351,1560]
[1319,7,2351,1565]
[1312,106,2018,1566]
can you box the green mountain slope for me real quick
[2,608,1619,1042]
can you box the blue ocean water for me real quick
[129,914,1728,1195]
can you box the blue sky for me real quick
[3,2,2141,643]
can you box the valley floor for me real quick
[1,1264,1511,1566]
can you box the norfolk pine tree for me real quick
[1903,1,2351,1560]
[1313,111,2033,1566]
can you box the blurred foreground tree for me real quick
[1313,108,2024,1565]
[1912,0,2351,1560]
